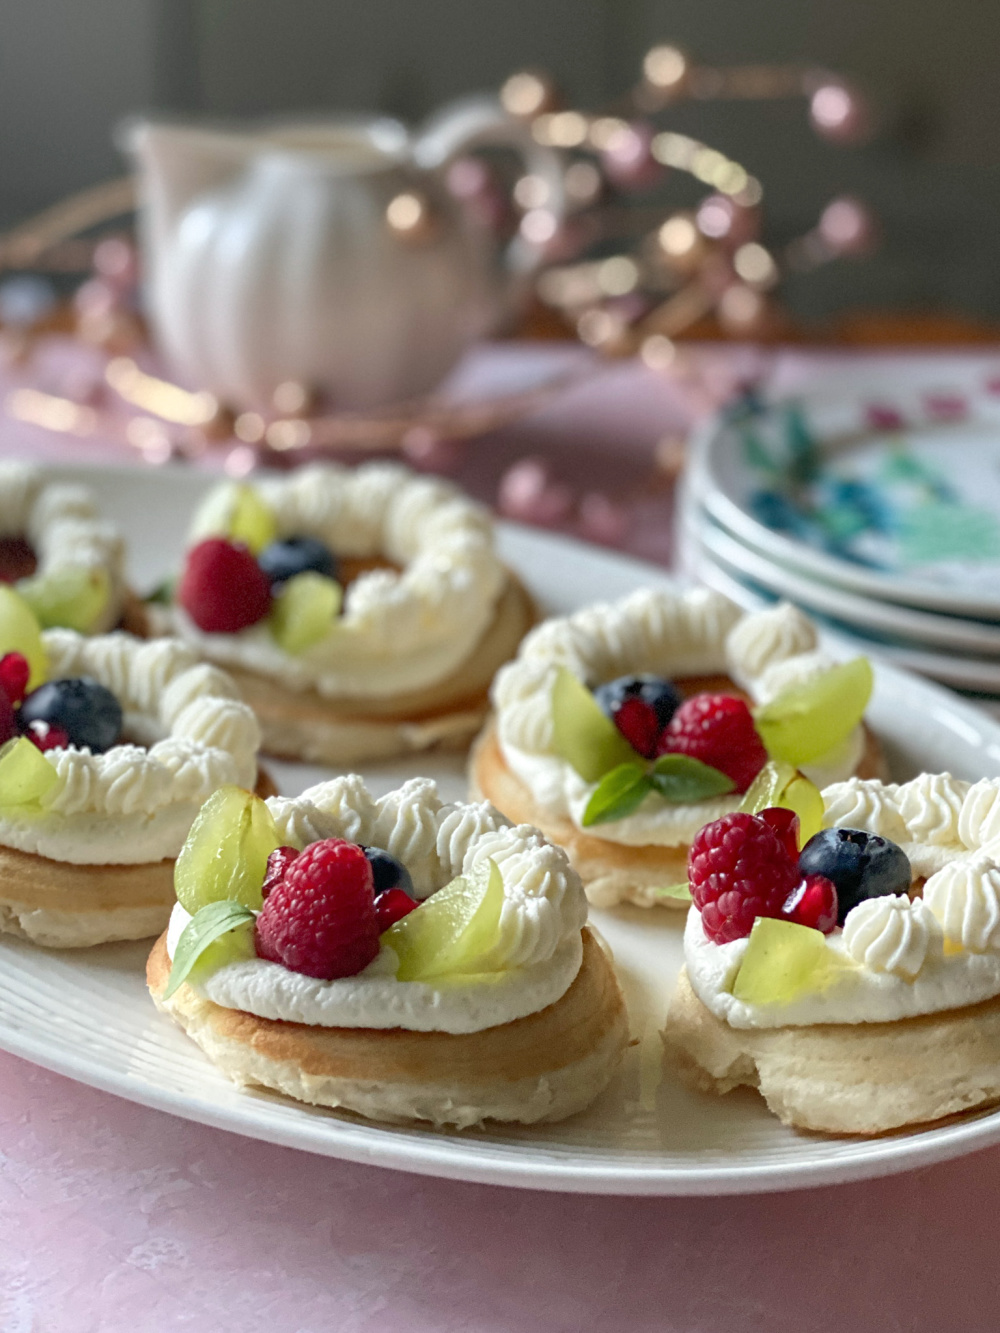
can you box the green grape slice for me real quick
[753,658,873,766]
[0,737,58,806]
[740,759,824,847]
[732,917,851,1006]
[382,858,505,982]
[174,786,281,913]
[0,586,47,690]
[191,483,277,555]
[269,572,342,654]
[19,566,110,633]
[551,666,637,783]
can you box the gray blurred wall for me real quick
[1,0,999,320]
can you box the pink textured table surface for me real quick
[3,340,1000,1331]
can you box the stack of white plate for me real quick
[678,357,1000,698]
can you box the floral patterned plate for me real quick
[691,368,1000,621]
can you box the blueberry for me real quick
[798,827,911,925]
[257,536,337,588]
[20,677,123,754]
[593,674,682,730]
[362,846,414,896]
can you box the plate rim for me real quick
[691,410,1000,619]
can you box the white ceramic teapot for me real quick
[124,99,566,412]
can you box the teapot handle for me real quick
[413,94,567,285]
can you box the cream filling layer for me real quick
[166,904,584,1034]
[684,905,1000,1029]
[177,465,507,699]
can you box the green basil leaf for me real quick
[163,900,255,1000]
[653,882,693,903]
[582,763,652,827]
[649,754,736,802]
[144,575,177,606]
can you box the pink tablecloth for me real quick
[3,340,1000,1331]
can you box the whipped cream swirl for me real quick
[495,594,864,856]
[0,460,126,632]
[167,775,589,1034]
[0,629,260,865]
[175,464,507,699]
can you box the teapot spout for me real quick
[120,119,252,242]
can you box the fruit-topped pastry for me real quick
[665,771,1000,1134]
[0,460,129,634]
[146,775,629,1127]
[473,590,885,909]
[152,463,534,765]
[0,585,267,948]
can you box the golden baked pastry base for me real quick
[226,574,536,766]
[664,967,1000,1135]
[147,927,630,1129]
[470,709,887,910]
[0,766,277,949]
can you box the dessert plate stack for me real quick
[678,356,1000,699]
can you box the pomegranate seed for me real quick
[758,806,800,863]
[783,874,839,934]
[261,845,301,900]
[0,652,30,706]
[375,888,419,932]
[611,695,662,758]
[24,719,70,752]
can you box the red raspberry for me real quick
[254,838,379,979]
[0,652,30,706]
[375,888,419,932]
[783,874,839,934]
[658,693,768,793]
[178,538,271,634]
[610,696,661,759]
[688,811,799,944]
[261,845,300,900]
[23,719,69,752]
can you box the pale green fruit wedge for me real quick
[551,666,637,782]
[269,572,342,654]
[740,759,824,848]
[732,917,850,1006]
[188,918,257,984]
[19,566,110,633]
[382,858,505,982]
[753,658,873,766]
[0,586,47,690]
[163,900,256,999]
[0,737,58,806]
[174,785,281,913]
[190,482,277,555]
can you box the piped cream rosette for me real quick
[150,776,629,1128]
[0,460,126,633]
[477,590,881,908]
[0,629,261,947]
[167,464,533,765]
[666,773,1000,1134]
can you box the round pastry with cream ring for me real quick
[0,597,267,947]
[664,772,1000,1135]
[0,460,129,634]
[156,463,535,765]
[147,775,629,1128]
[472,589,885,909]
